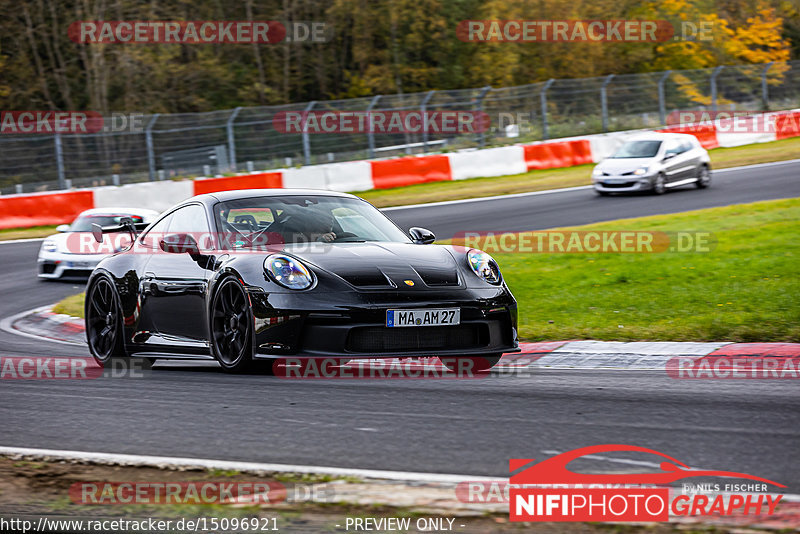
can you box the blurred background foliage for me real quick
[0,0,796,113]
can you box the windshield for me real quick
[214,195,410,248]
[611,140,662,159]
[69,215,144,232]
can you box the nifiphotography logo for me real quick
[508,445,785,522]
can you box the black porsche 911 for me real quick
[85,189,519,373]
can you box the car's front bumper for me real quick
[37,252,105,279]
[247,287,520,360]
[593,175,654,193]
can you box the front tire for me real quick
[440,354,502,374]
[210,277,257,373]
[85,276,126,366]
[652,173,666,195]
[695,166,710,188]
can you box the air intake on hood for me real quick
[415,267,460,287]
[340,268,394,288]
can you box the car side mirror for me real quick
[56,224,70,232]
[409,227,435,244]
[663,152,677,161]
[160,233,200,255]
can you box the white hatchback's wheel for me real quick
[695,166,711,188]
[652,173,666,195]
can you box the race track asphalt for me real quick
[0,160,798,490]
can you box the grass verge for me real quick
[498,197,800,342]
[52,293,85,317]
[357,136,800,208]
[52,198,799,342]
[0,225,58,241]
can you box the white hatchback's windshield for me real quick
[611,140,662,159]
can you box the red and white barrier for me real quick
[2,109,798,229]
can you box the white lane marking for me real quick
[0,237,46,246]
[381,186,592,211]
[381,158,800,212]
[0,446,498,484]
[0,305,84,346]
[712,157,800,173]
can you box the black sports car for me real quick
[85,189,519,373]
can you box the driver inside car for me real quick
[300,209,338,243]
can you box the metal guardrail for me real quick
[1,60,799,194]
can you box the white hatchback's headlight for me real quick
[467,249,501,285]
[591,168,603,178]
[264,255,313,290]
[633,167,649,176]
[41,240,58,253]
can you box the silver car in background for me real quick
[38,207,160,280]
[592,132,711,195]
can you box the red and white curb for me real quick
[0,305,86,346]
[3,305,799,373]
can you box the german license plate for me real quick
[386,308,460,327]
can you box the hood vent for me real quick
[340,268,394,288]
[415,266,460,287]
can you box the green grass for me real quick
[356,136,800,208]
[52,293,84,318]
[497,198,800,342]
[0,225,58,241]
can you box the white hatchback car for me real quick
[38,207,160,280]
[591,132,711,195]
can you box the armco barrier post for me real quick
[366,94,381,159]
[145,114,160,181]
[421,90,436,152]
[601,74,615,132]
[54,133,66,190]
[658,70,671,125]
[302,101,316,165]
[761,62,773,110]
[227,107,242,172]
[476,86,491,148]
[541,79,555,140]
[710,66,724,112]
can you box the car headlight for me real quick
[633,167,649,176]
[591,168,603,178]
[467,249,501,285]
[41,240,58,253]
[264,254,314,290]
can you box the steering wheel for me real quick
[233,214,258,232]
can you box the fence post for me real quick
[366,95,381,159]
[145,114,160,181]
[540,79,555,140]
[475,86,492,148]
[302,101,316,165]
[761,62,774,111]
[421,90,436,152]
[54,133,66,190]
[658,70,671,125]
[227,107,242,172]
[600,74,615,132]
[710,66,724,111]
